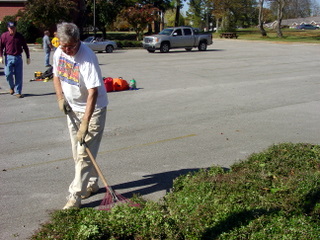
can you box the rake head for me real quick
[99,186,139,210]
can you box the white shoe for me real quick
[63,195,81,209]
[81,184,99,199]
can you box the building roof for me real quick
[282,16,320,26]
[266,16,320,28]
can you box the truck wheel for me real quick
[106,45,114,53]
[147,49,155,53]
[198,41,207,51]
[185,48,192,51]
[160,42,170,53]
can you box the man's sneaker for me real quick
[81,184,99,199]
[15,94,24,98]
[63,195,81,209]
[9,89,14,95]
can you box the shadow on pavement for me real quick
[82,168,201,208]
[152,49,225,54]
[23,92,56,97]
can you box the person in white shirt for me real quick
[53,22,108,209]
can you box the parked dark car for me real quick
[296,24,319,30]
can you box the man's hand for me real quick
[26,58,30,65]
[57,98,71,114]
[77,119,89,145]
[0,57,3,64]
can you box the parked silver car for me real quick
[143,26,213,53]
[82,36,117,53]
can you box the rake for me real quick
[67,110,138,210]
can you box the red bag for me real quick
[113,77,129,91]
[103,77,113,92]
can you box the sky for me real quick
[181,0,320,15]
[182,2,189,14]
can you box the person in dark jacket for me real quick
[0,21,30,98]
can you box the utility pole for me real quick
[94,0,96,39]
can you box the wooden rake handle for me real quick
[82,143,109,189]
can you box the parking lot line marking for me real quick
[0,116,64,125]
[99,134,197,154]
[0,110,112,125]
[4,134,196,171]
[4,157,71,171]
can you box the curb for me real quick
[27,44,43,52]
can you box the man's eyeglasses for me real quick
[60,42,78,50]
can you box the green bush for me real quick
[35,37,42,45]
[16,19,40,43]
[116,40,142,48]
[31,143,320,239]
[107,33,137,41]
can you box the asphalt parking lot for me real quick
[1,39,320,239]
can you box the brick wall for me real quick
[0,2,26,21]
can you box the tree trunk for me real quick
[216,18,220,32]
[276,0,285,38]
[160,10,164,31]
[258,0,267,36]
[76,0,86,37]
[147,23,152,33]
[101,26,107,39]
[175,1,181,27]
[154,20,160,33]
[136,30,141,41]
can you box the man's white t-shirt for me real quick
[53,43,108,112]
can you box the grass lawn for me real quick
[214,28,320,43]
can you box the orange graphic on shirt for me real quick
[57,56,80,86]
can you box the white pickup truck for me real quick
[142,26,213,53]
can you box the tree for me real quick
[188,0,204,28]
[173,0,188,26]
[175,0,182,26]
[140,0,172,31]
[270,0,289,37]
[211,0,241,32]
[209,0,258,31]
[283,0,311,18]
[235,0,258,28]
[85,0,128,39]
[165,9,185,26]
[188,0,214,29]
[310,0,320,16]
[20,0,78,30]
[258,0,267,36]
[16,18,41,43]
[121,4,159,40]
[268,0,315,37]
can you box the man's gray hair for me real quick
[57,22,80,43]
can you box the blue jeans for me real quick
[45,50,51,66]
[5,55,23,95]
